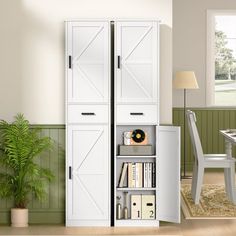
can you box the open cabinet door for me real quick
[157,126,180,223]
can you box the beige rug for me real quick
[181,184,236,219]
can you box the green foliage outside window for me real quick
[215,30,236,80]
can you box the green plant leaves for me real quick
[0,113,55,208]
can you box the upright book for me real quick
[118,162,128,187]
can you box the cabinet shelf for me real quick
[116,155,156,159]
[115,219,159,227]
[116,187,156,191]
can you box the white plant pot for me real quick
[11,208,28,227]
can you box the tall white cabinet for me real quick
[65,21,110,226]
[66,19,180,227]
[114,21,180,226]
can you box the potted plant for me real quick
[0,114,54,227]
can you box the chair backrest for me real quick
[186,110,204,163]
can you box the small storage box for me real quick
[119,145,153,156]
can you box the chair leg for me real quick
[224,168,232,201]
[191,161,198,200]
[193,166,204,204]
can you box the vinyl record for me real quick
[131,129,145,143]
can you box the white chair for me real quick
[186,110,236,204]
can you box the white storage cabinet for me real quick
[65,20,180,227]
[114,21,180,226]
[65,21,110,226]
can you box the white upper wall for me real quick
[173,0,236,108]
[0,0,172,124]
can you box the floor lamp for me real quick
[173,71,199,179]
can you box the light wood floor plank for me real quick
[1,171,236,236]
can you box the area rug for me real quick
[181,184,236,219]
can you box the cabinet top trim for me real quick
[64,18,161,23]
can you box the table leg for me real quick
[230,165,236,204]
[225,140,232,158]
[225,140,233,201]
[224,168,232,201]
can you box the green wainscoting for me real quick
[0,125,65,225]
[173,108,236,172]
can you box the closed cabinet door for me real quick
[67,125,109,223]
[66,21,109,103]
[115,21,159,104]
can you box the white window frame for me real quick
[206,10,236,107]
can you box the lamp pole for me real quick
[174,71,198,179]
[182,89,192,179]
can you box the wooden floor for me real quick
[1,172,236,236]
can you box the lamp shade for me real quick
[173,71,199,89]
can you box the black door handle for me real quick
[118,56,120,69]
[130,112,144,116]
[69,166,72,179]
[69,56,72,69]
[81,112,95,116]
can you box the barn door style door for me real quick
[66,21,109,103]
[115,21,158,104]
[67,125,109,225]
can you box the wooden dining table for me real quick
[220,129,236,203]
[220,129,236,159]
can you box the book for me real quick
[118,162,128,187]
[150,163,153,187]
[147,162,152,188]
[131,163,136,187]
[128,163,132,187]
[128,163,136,188]
[135,163,139,188]
[138,163,143,188]
[152,163,156,188]
[118,162,124,186]
[135,163,143,188]
[143,163,146,188]
[144,162,148,188]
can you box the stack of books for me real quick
[118,162,155,188]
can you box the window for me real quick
[207,11,236,106]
